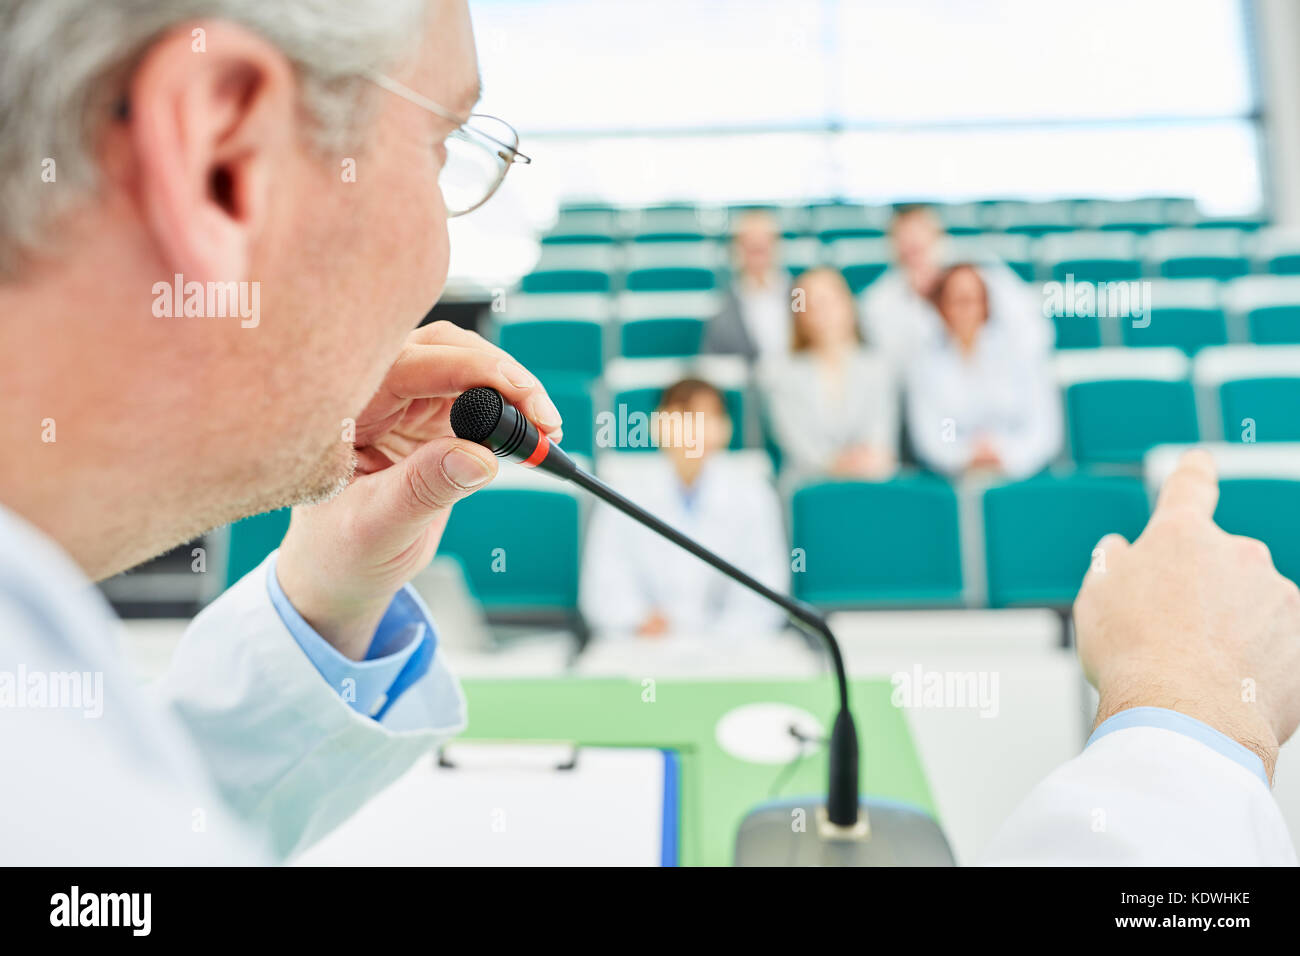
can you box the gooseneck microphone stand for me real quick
[566,468,861,830]
[450,385,861,831]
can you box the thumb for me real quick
[380,436,498,524]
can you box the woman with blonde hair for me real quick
[760,267,898,482]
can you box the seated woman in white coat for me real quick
[761,267,897,483]
[905,264,1062,479]
[580,379,788,639]
[862,205,1051,375]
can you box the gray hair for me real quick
[0,0,429,274]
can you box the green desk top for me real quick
[460,677,934,867]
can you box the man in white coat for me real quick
[0,0,563,862]
[861,205,1052,371]
[2,0,1298,867]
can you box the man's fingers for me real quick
[375,437,498,529]
[1152,448,1219,524]
[405,321,563,436]
[382,343,562,433]
[408,319,483,348]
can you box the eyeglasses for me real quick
[365,71,530,217]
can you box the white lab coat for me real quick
[861,260,1052,373]
[0,504,464,864]
[982,726,1296,865]
[579,455,788,639]
[760,349,898,483]
[904,315,1064,479]
[4,502,1293,866]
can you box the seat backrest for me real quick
[790,477,963,607]
[1215,478,1300,586]
[436,488,580,610]
[497,319,605,381]
[983,475,1149,608]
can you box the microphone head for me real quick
[450,387,504,443]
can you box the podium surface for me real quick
[460,677,934,866]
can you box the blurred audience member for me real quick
[762,268,897,482]
[704,211,791,362]
[863,205,1051,372]
[581,379,787,639]
[906,264,1062,479]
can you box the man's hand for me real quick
[830,444,895,479]
[637,611,670,639]
[1075,449,1300,781]
[968,437,1002,472]
[275,321,563,659]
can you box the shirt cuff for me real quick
[1087,706,1269,787]
[264,552,436,721]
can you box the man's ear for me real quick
[128,21,297,283]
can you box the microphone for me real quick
[449,385,579,480]
[450,386,861,827]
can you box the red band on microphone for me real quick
[520,432,550,468]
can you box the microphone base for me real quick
[734,798,955,867]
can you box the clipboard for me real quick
[295,742,680,866]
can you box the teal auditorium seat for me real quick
[1265,254,1300,275]
[1065,379,1199,464]
[436,489,580,610]
[224,508,291,588]
[983,475,1149,607]
[544,375,597,457]
[1214,479,1300,587]
[1157,256,1249,281]
[818,227,886,243]
[1048,314,1103,349]
[633,231,710,244]
[624,267,717,292]
[1050,258,1141,283]
[790,477,963,607]
[1121,307,1228,354]
[1194,218,1266,231]
[1248,306,1300,344]
[620,317,706,358]
[1005,223,1076,238]
[1005,260,1037,282]
[540,233,617,246]
[1219,377,1300,442]
[608,386,745,451]
[497,319,604,381]
[520,269,612,294]
[1097,220,1166,234]
[840,263,890,294]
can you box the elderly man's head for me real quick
[889,205,944,274]
[0,0,478,573]
[730,210,781,282]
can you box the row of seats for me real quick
[547,197,1237,243]
[218,446,1300,619]
[497,279,1300,363]
[430,467,1300,614]
[474,344,1300,465]
[1045,277,1300,351]
[524,227,1300,297]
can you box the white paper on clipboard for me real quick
[294,743,675,866]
